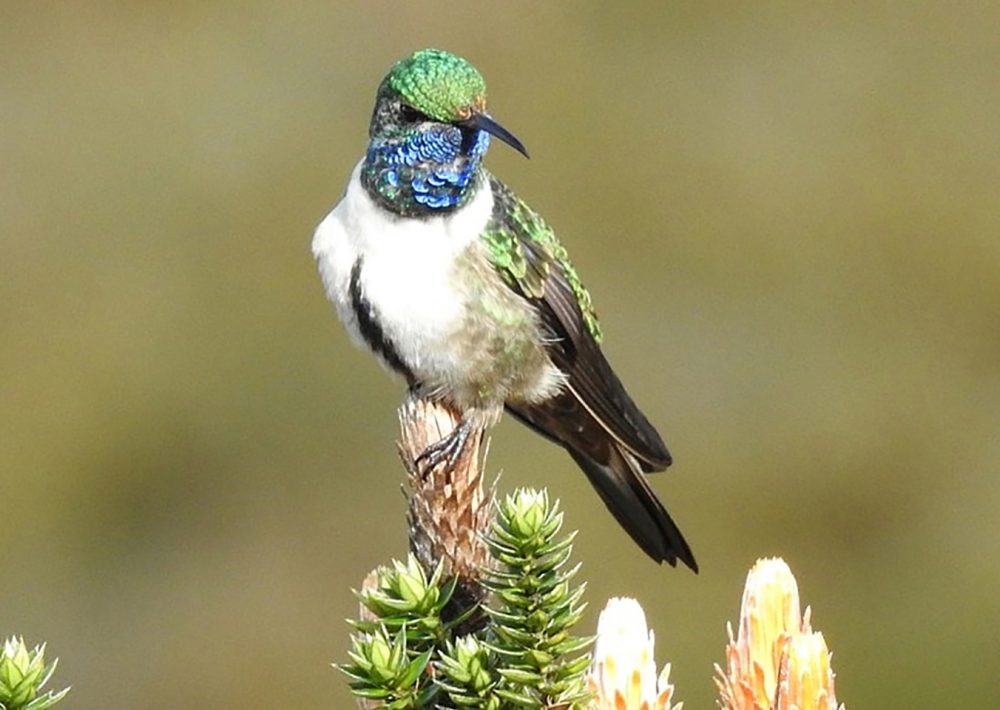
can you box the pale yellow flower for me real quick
[587,597,682,710]
[776,631,840,710]
[715,558,843,710]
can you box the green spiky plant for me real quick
[340,489,592,710]
[478,490,592,708]
[0,638,69,710]
[340,557,470,708]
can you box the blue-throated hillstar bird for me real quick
[313,49,696,570]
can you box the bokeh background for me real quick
[3,2,998,707]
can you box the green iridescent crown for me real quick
[386,49,487,122]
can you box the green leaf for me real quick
[400,649,432,688]
[480,490,593,708]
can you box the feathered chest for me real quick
[314,161,565,408]
[312,161,494,370]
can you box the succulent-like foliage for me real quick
[339,556,462,708]
[0,638,69,710]
[481,489,593,708]
[354,556,466,648]
[436,636,502,710]
[341,489,593,709]
[341,626,437,710]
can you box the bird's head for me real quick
[361,49,528,215]
[369,48,528,159]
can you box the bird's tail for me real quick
[507,391,696,571]
[566,444,697,571]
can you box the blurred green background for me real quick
[2,2,998,707]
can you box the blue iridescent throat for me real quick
[361,126,490,217]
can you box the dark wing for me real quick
[481,175,670,468]
[482,176,696,570]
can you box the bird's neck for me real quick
[360,126,490,218]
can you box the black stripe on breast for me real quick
[349,259,416,385]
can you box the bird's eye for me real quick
[400,104,429,123]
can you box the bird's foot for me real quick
[415,419,472,478]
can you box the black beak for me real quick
[459,113,530,159]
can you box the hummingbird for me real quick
[313,49,696,570]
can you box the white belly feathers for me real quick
[312,160,495,381]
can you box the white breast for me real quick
[311,160,495,380]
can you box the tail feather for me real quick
[507,397,697,571]
[567,445,697,570]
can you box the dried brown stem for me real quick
[398,394,494,628]
[354,395,496,708]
